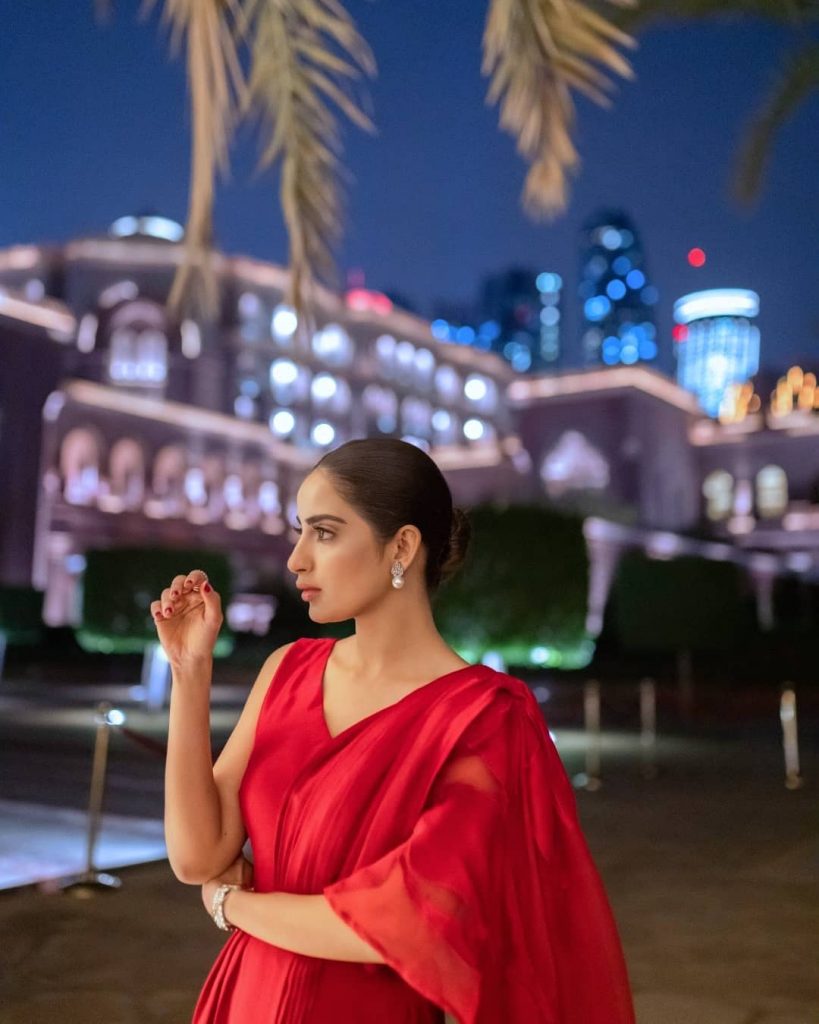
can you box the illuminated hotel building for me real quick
[673,288,761,417]
[1,217,817,650]
[578,210,659,368]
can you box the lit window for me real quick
[374,334,397,378]
[184,467,207,507]
[239,292,262,319]
[756,465,788,518]
[272,304,298,341]
[270,359,310,404]
[312,323,353,365]
[464,376,488,401]
[61,429,101,506]
[259,481,280,515]
[414,347,436,385]
[312,373,337,400]
[271,359,298,385]
[224,474,244,510]
[703,470,734,521]
[312,421,336,446]
[394,341,415,380]
[270,409,296,436]
[311,373,350,413]
[108,327,168,384]
[234,395,256,419]
[434,365,460,400]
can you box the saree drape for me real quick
[192,636,635,1024]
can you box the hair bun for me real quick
[439,506,472,585]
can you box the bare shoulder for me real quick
[254,639,302,691]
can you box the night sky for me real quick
[2,1,817,376]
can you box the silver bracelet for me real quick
[211,883,242,932]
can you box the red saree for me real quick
[192,636,635,1023]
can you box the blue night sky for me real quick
[1,1,817,376]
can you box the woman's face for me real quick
[285,469,421,621]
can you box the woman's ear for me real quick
[395,525,422,566]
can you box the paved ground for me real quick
[1,679,817,1023]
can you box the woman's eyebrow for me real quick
[295,514,348,525]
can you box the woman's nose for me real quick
[286,540,307,575]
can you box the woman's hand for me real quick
[201,854,255,920]
[150,569,223,670]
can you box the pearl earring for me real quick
[390,560,405,589]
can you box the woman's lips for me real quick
[301,588,321,600]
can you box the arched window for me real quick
[105,438,146,511]
[147,444,187,517]
[60,428,102,505]
[702,470,734,521]
[756,465,788,518]
[105,299,169,387]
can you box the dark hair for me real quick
[312,438,471,593]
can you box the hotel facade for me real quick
[1,218,817,643]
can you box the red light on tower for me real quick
[688,247,706,268]
[672,324,689,343]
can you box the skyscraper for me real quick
[477,267,564,373]
[673,288,761,417]
[578,209,659,368]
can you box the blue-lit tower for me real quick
[477,267,564,373]
[673,288,761,417]
[578,209,659,367]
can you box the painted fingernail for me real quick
[164,606,172,615]
[171,590,179,597]
[203,583,211,593]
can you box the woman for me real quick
[155,437,635,1023]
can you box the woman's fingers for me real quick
[169,573,188,601]
[150,570,211,627]
[183,569,208,593]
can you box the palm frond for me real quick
[483,0,638,219]
[242,0,376,327]
[733,41,819,204]
[142,0,247,321]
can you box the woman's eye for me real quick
[289,525,332,541]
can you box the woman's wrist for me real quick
[171,656,213,685]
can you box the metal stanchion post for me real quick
[573,679,602,791]
[640,677,658,780]
[61,701,124,897]
[780,686,803,791]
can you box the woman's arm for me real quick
[213,888,386,964]
[164,642,294,883]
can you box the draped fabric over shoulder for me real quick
[192,637,635,1024]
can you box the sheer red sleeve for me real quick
[323,688,635,1024]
